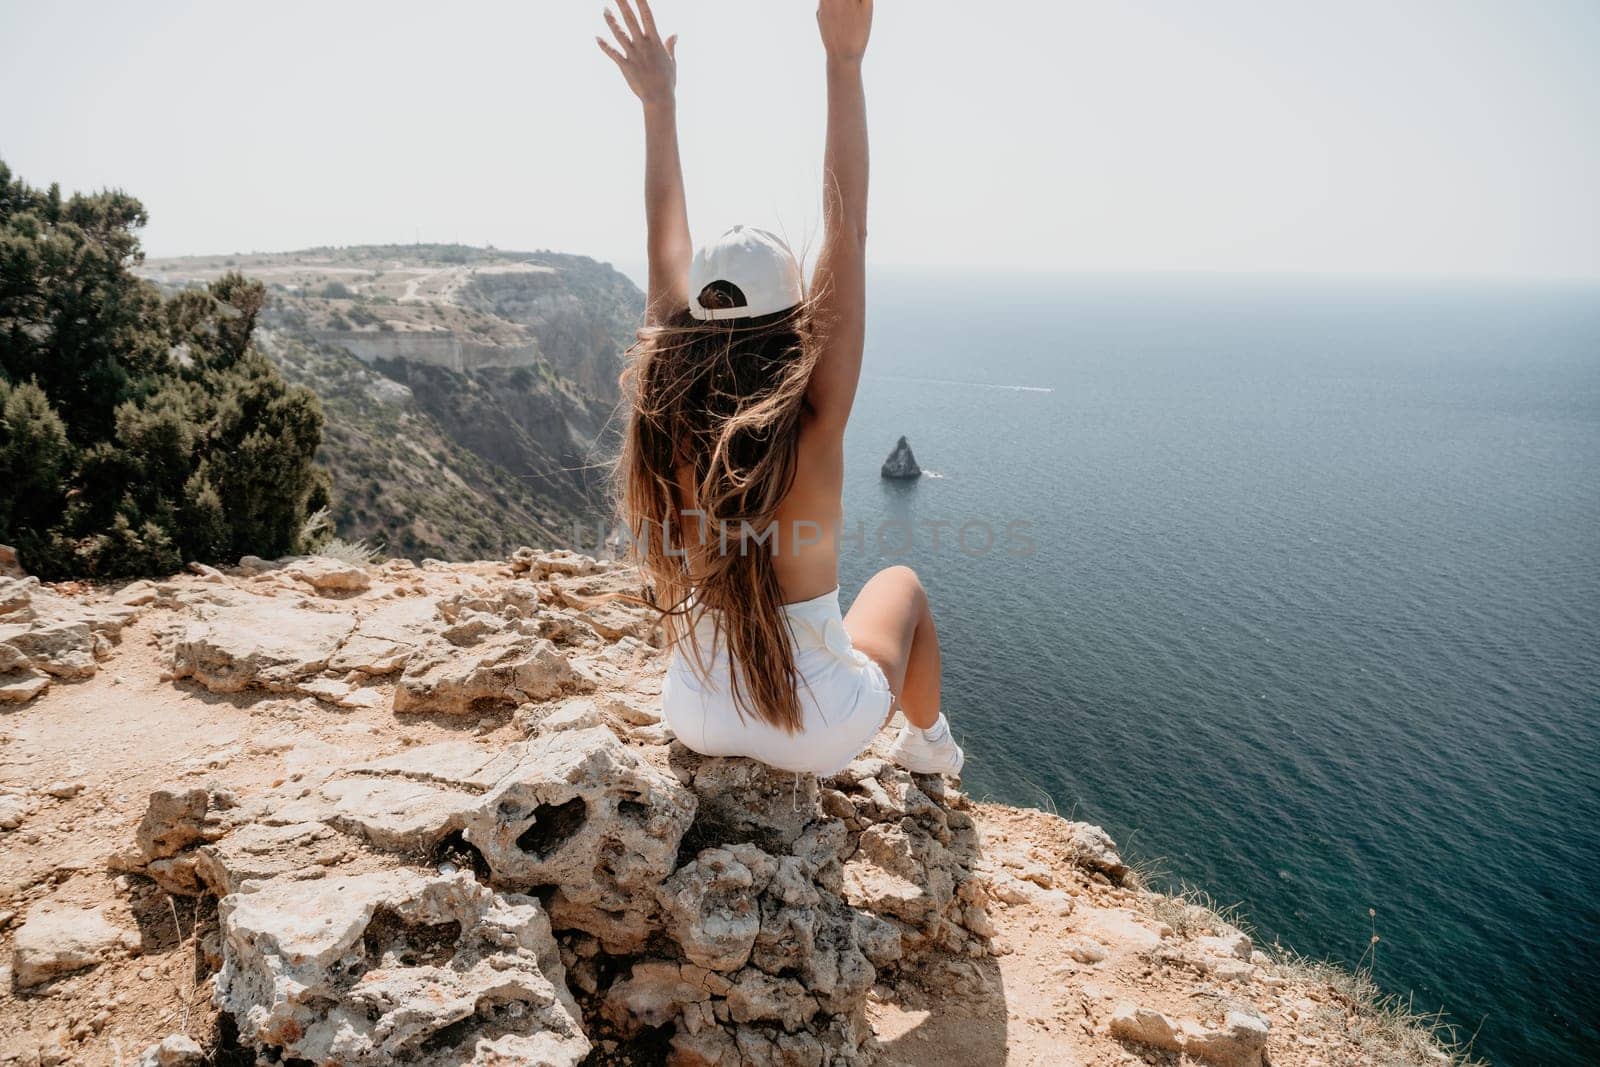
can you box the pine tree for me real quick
[0,159,329,578]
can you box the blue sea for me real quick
[834,272,1600,1066]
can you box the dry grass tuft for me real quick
[1271,943,1486,1066]
[317,537,382,565]
[1135,884,1484,1066]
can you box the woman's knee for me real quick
[872,564,927,609]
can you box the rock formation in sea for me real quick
[881,436,922,480]
[0,547,1468,1066]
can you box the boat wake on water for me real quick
[870,373,1054,394]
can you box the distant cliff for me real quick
[141,245,643,559]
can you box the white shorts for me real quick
[661,587,895,777]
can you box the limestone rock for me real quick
[1063,935,1108,963]
[0,663,49,703]
[0,792,29,830]
[674,749,819,853]
[760,884,876,1016]
[0,620,97,678]
[136,1034,205,1067]
[1062,820,1129,882]
[826,758,981,960]
[0,570,138,675]
[395,632,589,715]
[1109,1003,1269,1067]
[169,593,356,692]
[0,575,36,614]
[577,601,657,643]
[12,901,138,988]
[843,820,958,926]
[216,869,589,1066]
[543,569,658,643]
[213,730,697,954]
[1110,1003,1181,1051]
[121,784,229,892]
[853,909,903,967]
[316,775,479,852]
[114,579,160,606]
[327,596,439,675]
[668,1025,833,1067]
[628,721,676,745]
[282,555,372,593]
[726,967,819,1030]
[195,819,356,896]
[346,739,524,791]
[738,1026,833,1067]
[297,675,354,703]
[658,846,778,971]
[0,640,31,671]
[600,693,660,726]
[296,676,386,710]
[1183,1011,1270,1067]
[531,609,600,647]
[880,435,922,480]
[527,696,606,733]
[509,547,599,579]
[595,772,888,1064]
[462,727,696,942]
[1198,929,1254,961]
[602,959,721,1035]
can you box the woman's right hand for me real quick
[817,0,872,62]
[596,0,678,107]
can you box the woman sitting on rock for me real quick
[600,0,962,778]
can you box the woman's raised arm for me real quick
[597,0,691,325]
[806,0,873,432]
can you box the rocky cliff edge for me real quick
[0,551,1468,1066]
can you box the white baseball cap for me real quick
[688,225,804,322]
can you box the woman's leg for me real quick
[843,565,942,729]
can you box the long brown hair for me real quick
[615,298,820,732]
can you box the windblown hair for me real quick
[615,297,820,733]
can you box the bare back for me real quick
[671,412,843,605]
[773,415,847,602]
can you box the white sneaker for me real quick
[887,724,965,777]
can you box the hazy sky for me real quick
[4,0,1597,280]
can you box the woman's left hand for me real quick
[597,0,678,107]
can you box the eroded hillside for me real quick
[139,246,643,559]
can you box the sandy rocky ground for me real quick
[0,547,1459,1067]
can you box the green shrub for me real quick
[0,160,329,578]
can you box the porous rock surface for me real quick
[0,546,1467,1067]
[217,868,588,1066]
[92,547,1007,1063]
[119,709,985,1063]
